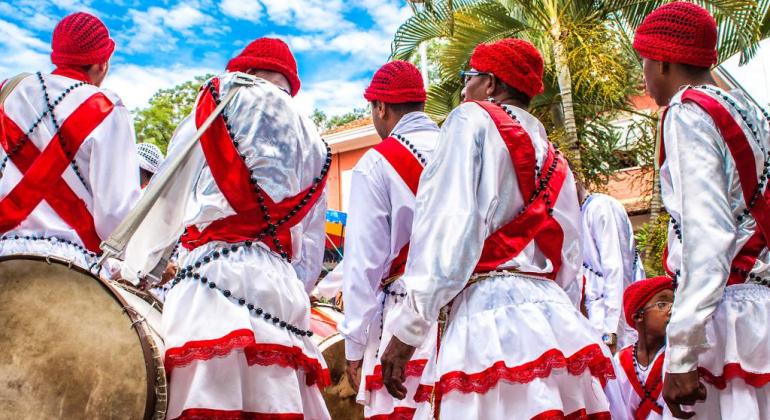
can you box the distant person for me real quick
[0,12,139,272]
[135,142,164,188]
[634,2,770,418]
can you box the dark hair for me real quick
[676,62,711,76]
[383,101,424,114]
[497,78,532,107]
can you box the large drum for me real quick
[0,256,166,419]
[312,303,364,420]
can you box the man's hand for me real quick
[346,359,363,391]
[380,336,416,400]
[663,370,707,419]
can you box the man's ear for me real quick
[374,100,387,120]
[485,76,497,97]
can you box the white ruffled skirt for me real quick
[358,278,438,419]
[414,274,614,420]
[163,241,330,419]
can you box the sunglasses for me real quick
[460,70,493,85]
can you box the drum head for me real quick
[0,257,152,419]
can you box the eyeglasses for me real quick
[641,301,673,313]
[460,70,493,85]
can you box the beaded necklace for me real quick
[632,343,664,411]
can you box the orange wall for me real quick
[327,146,374,211]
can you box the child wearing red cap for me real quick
[379,38,612,419]
[338,60,440,420]
[634,2,770,419]
[606,276,673,419]
[120,38,332,419]
[0,12,140,273]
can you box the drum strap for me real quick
[0,91,113,253]
[373,136,425,282]
[470,100,568,280]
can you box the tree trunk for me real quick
[550,20,581,170]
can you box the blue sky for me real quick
[0,0,413,116]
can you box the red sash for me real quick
[659,88,770,285]
[619,346,665,419]
[0,92,114,253]
[180,78,327,259]
[373,136,425,279]
[470,101,568,279]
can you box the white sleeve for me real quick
[390,104,490,347]
[605,354,631,420]
[664,104,736,373]
[292,189,327,295]
[338,154,392,360]
[594,201,628,335]
[89,103,141,240]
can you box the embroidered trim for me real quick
[432,344,614,398]
[164,329,330,388]
[699,363,770,390]
[531,409,612,420]
[365,359,428,391]
[174,408,304,420]
[365,406,416,420]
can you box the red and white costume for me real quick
[122,71,331,419]
[606,346,666,420]
[387,100,614,419]
[659,85,770,419]
[581,193,646,348]
[0,70,140,271]
[339,111,440,419]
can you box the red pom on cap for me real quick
[51,12,115,67]
[469,38,544,99]
[623,276,675,328]
[364,60,426,104]
[227,38,301,96]
[633,1,718,68]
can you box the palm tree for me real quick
[392,0,763,176]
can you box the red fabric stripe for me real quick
[175,408,303,420]
[196,78,260,212]
[0,93,113,252]
[431,344,614,399]
[699,363,770,390]
[531,409,612,420]
[681,90,770,285]
[413,384,433,403]
[618,347,664,418]
[365,359,428,392]
[164,329,330,388]
[470,101,567,277]
[366,406,416,420]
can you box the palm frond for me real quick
[425,78,463,124]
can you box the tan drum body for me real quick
[311,304,364,420]
[0,256,166,420]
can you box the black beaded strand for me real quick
[632,343,664,412]
[392,134,427,166]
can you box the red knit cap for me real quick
[633,2,717,68]
[364,60,426,104]
[51,12,115,67]
[226,38,301,96]
[623,276,675,327]
[469,38,544,99]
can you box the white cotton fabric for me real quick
[581,193,646,349]
[0,73,140,272]
[660,86,770,375]
[605,347,666,420]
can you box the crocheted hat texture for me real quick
[136,143,165,174]
[51,12,115,66]
[633,1,718,68]
[227,38,301,96]
[623,276,674,327]
[469,38,544,99]
[364,60,426,104]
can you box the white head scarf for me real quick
[136,143,165,174]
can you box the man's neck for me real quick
[671,72,718,98]
[636,334,665,366]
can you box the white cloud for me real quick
[121,2,219,54]
[26,13,58,31]
[352,0,412,34]
[281,30,392,67]
[294,78,369,116]
[258,0,353,33]
[103,63,220,110]
[164,4,211,31]
[220,0,262,23]
[0,19,51,77]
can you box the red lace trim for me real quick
[433,344,614,398]
[699,363,770,390]
[365,359,428,391]
[531,409,612,420]
[165,329,330,388]
[175,408,303,419]
[366,406,416,420]
[413,384,433,403]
